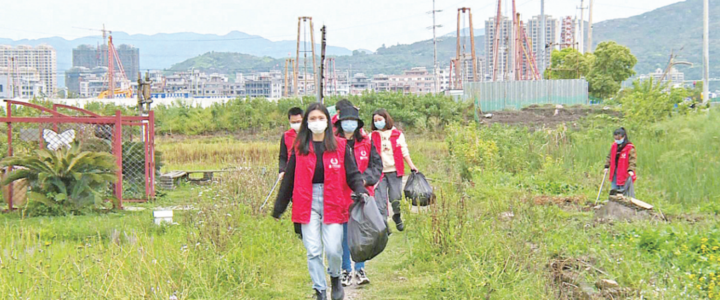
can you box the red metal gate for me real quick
[1,100,155,210]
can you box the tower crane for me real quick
[74,24,132,99]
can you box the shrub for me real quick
[1,143,118,216]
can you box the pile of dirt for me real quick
[531,195,592,212]
[548,256,636,299]
[479,105,619,127]
[594,200,662,223]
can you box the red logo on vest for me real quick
[360,150,368,160]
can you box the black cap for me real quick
[336,106,364,128]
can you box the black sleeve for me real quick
[344,144,368,195]
[278,135,288,173]
[363,145,383,186]
[273,152,296,218]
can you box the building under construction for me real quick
[72,44,140,81]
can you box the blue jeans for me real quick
[301,184,344,291]
[611,170,623,191]
[342,223,365,272]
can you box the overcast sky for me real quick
[2,0,684,51]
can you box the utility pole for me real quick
[318,25,326,104]
[578,0,586,54]
[540,0,546,78]
[587,0,594,53]
[703,0,710,105]
[428,0,443,93]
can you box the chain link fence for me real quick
[464,79,589,112]
[1,100,155,210]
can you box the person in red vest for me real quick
[334,105,383,287]
[371,109,418,232]
[604,127,637,197]
[278,107,303,179]
[273,103,369,300]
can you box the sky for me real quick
[1,0,685,51]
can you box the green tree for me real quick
[546,48,595,79]
[587,41,637,99]
[619,78,687,125]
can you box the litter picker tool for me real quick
[260,177,282,212]
[595,169,608,205]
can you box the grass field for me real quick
[1,109,719,299]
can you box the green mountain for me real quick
[170,0,718,87]
[168,36,485,76]
[592,0,719,82]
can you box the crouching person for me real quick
[273,103,368,300]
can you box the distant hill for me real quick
[0,31,353,87]
[443,27,485,37]
[592,0,720,82]
[169,35,485,76]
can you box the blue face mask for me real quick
[341,120,358,133]
[374,120,386,130]
[615,138,625,145]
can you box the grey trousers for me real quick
[376,172,403,217]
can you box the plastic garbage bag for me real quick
[348,194,388,262]
[403,171,436,206]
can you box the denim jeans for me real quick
[342,222,365,272]
[611,169,623,191]
[301,184,344,291]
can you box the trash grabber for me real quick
[595,169,609,205]
[260,176,282,212]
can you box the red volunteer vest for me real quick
[609,142,637,186]
[353,136,375,196]
[372,129,405,177]
[292,137,353,224]
[283,129,297,158]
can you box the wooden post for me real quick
[114,110,123,209]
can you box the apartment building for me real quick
[0,44,57,96]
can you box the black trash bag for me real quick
[348,194,388,262]
[403,171,436,206]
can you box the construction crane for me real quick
[99,34,132,99]
[74,25,132,99]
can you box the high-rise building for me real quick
[0,44,57,96]
[560,16,577,50]
[72,44,140,81]
[526,15,560,73]
[485,16,512,81]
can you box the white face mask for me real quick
[290,123,301,132]
[308,120,328,134]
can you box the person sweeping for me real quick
[273,103,368,300]
[604,127,637,198]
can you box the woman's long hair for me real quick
[334,121,365,142]
[294,103,337,155]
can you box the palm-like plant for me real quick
[1,143,118,214]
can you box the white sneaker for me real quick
[355,268,370,285]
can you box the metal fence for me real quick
[1,100,156,210]
[463,79,589,112]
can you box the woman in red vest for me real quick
[334,105,383,287]
[371,109,418,232]
[278,107,303,179]
[604,128,637,197]
[273,103,369,300]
